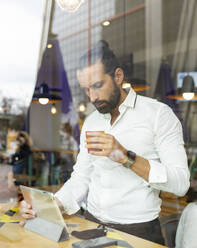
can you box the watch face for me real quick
[122,151,136,168]
[127,151,136,161]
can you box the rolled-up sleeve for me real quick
[55,124,93,214]
[148,105,190,196]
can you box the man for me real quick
[20,41,190,245]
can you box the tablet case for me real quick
[24,216,69,242]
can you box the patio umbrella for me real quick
[35,37,80,144]
[154,60,188,141]
[154,61,178,111]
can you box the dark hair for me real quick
[62,122,73,135]
[17,131,32,147]
[78,40,120,77]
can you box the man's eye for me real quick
[92,81,103,89]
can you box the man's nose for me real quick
[89,90,98,102]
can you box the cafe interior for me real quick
[0,0,197,247]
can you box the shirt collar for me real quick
[121,87,137,109]
[103,87,137,119]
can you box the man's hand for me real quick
[19,200,36,226]
[86,131,150,181]
[86,131,127,163]
[19,197,64,226]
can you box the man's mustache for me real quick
[93,100,108,106]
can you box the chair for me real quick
[13,154,36,186]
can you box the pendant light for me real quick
[56,0,85,12]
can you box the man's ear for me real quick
[114,67,124,86]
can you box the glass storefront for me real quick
[0,1,197,246]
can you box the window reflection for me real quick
[51,0,197,246]
[0,1,197,246]
[0,0,49,204]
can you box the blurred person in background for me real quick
[10,131,32,175]
[58,122,78,180]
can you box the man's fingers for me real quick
[20,200,35,215]
[19,200,36,218]
[19,220,26,227]
[19,200,36,228]
[20,200,32,210]
[21,208,36,216]
[87,143,110,149]
[21,213,35,219]
[89,150,109,156]
[86,134,114,145]
[86,136,105,143]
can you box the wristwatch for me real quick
[122,150,136,168]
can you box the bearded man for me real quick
[20,41,189,245]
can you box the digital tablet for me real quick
[20,185,67,228]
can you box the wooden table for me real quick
[0,203,167,248]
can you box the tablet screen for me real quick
[20,185,66,227]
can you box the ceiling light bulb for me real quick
[102,21,110,26]
[51,105,57,114]
[47,44,53,48]
[78,103,86,112]
[182,92,194,100]
[39,98,49,105]
[56,0,84,12]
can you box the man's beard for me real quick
[93,82,121,114]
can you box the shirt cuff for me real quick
[55,189,80,215]
[148,160,167,184]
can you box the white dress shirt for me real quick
[55,88,190,224]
